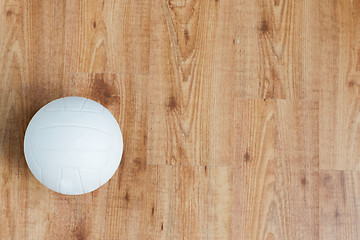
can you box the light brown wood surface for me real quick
[233,100,318,239]
[0,0,359,239]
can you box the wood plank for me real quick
[173,166,208,239]
[233,99,319,239]
[234,0,319,99]
[320,171,360,240]
[145,165,232,240]
[102,73,149,240]
[46,192,108,240]
[207,166,232,240]
[147,0,234,166]
[63,0,150,74]
[60,73,149,239]
[28,0,66,109]
[319,0,360,170]
[145,165,174,240]
[0,1,59,239]
[26,0,67,238]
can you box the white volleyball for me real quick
[24,97,123,195]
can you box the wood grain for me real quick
[233,99,319,239]
[318,1,360,239]
[0,1,46,239]
[28,0,66,107]
[147,0,234,166]
[234,0,319,99]
[63,0,150,75]
[145,165,232,240]
[319,0,360,170]
[145,165,174,240]
[319,171,360,240]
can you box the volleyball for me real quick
[24,97,123,195]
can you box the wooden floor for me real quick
[0,0,359,239]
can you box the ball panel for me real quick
[24,131,43,182]
[43,97,105,114]
[79,169,101,193]
[64,97,87,111]
[43,98,64,112]
[41,168,62,192]
[30,111,119,136]
[100,154,121,185]
[59,168,84,195]
[32,151,112,169]
[25,152,42,183]
[82,98,105,113]
[31,126,114,151]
